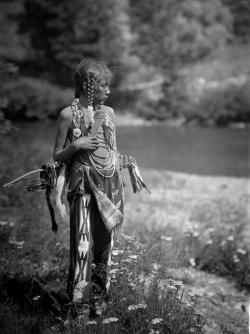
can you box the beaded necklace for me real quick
[71,98,93,140]
[71,99,117,178]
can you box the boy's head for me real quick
[74,58,113,105]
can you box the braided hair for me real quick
[73,57,113,106]
[87,70,95,126]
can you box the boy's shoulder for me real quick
[101,105,115,118]
[59,106,72,121]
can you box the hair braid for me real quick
[87,71,95,127]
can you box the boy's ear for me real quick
[82,81,87,91]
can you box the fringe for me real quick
[119,154,150,194]
[128,162,150,194]
[55,164,67,219]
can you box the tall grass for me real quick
[0,125,248,333]
[0,233,205,334]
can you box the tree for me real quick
[127,0,233,119]
[129,0,233,68]
[222,0,250,41]
[20,0,134,86]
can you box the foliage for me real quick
[0,232,205,334]
[19,0,134,85]
[194,81,250,125]
[1,76,73,120]
[129,0,233,67]
[184,227,250,291]
[0,0,249,124]
[0,1,29,62]
[0,60,19,133]
[222,0,250,41]
[126,0,237,123]
[0,128,248,332]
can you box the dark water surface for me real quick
[117,125,250,177]
[17,122,250,177]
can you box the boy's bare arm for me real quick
[53,107,76,162]
[53,107,99,162]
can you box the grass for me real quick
[0,124,249,333]
[0,234,205,334]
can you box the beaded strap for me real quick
[71,99,92,140]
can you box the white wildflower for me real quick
[128,303,147,311]
[109,268,119,275]
[0,221,8,226]
[112,249,123,256]
[172,280,184,287]
[237,248,247,255]
[129,255,138,260]
[188,292,200,300]
[189,258,196,267]
[152,263,161,271]
[32,295,40,301]
[138,274,145,283]
[220,239,226,247]
[151,318,163,325]
[120,266,127,271]
[160,236,172,242]
[233,254,240,263]
[206,239,213,245]
[8,239,25,248]
[110,261,119,266]
[128,282,136,289]
[102,317,119,324]
[121,259,131,263]
[95,303,105,316]
[167,285,177,291]
[86,320,97,326]
[227,235,234,241]
[184,302,193,308]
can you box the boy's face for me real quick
[94,79,110,104]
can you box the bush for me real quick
[194,81,250,125]
[1,77,73,120]
[183,224,250,291]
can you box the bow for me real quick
[3,163,62,232]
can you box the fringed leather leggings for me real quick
[66,179,113,303]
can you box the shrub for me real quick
[195,81,250,125]
[1,77,73,120]
[184,226,250,291]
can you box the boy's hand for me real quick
[74,136,99,151]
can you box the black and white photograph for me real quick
[0,0,249,333]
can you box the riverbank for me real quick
[0,165,249,333]
[0,120,249,333]
[122,168,249,333]
[115,111,250,129]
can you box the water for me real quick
[17,122,250,177]
[117,125,250,177]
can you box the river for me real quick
[14,122,250,177]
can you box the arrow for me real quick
[3,169,43,188]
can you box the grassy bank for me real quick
[0,130,249,333]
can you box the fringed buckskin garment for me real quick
[66,103,124,303]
